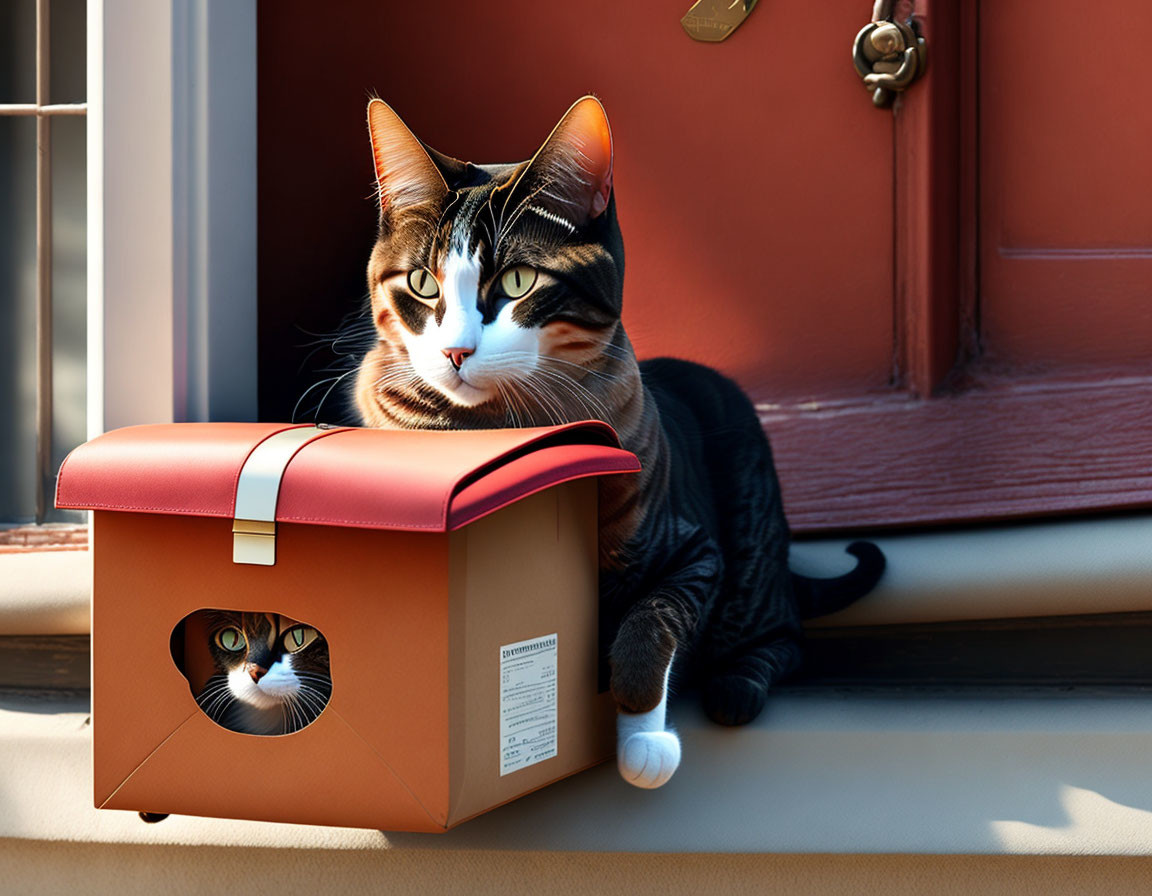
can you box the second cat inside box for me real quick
[57,421,639,831]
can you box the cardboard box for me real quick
[56,422,639,831]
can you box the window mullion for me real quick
[35,0,53,523]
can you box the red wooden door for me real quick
[257,0,1152,533]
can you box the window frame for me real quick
[0,0,256,543]
[0,0,88,526]
[87,0,258,438]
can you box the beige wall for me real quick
[5,844,1152,895]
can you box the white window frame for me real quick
[87,0,257,435]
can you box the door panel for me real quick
[980,0,1152,370]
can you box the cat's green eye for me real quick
[283,625,318,653]
[215,627,246,652]
[499,265,537,300]
[407,268,440,300]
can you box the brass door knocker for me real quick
[852,0,926,106]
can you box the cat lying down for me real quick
[348,95,885,789]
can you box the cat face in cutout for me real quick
[355,96,629,429]
[194,611,332,736]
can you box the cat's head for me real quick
[196,610,332,735]
[356,96,627,426]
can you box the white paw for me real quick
[617,731,681,789]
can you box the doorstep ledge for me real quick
[6,690,1152,855]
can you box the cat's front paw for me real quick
[702,673,769,727]
[617,731,681,789]
[610,614,677,713]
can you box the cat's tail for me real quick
[792,541,886,620]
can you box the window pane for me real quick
[0,116,39,523]
[49,114,86,523]
[49,0,86,105]
[0,1,36,104]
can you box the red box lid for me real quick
[55,421,640,532]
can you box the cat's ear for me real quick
[505,95,614,224]
[366,99,450,214]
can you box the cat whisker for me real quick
[195,690,231,720]
[369,356,417,381]
[491,359,582,427]
[281,694,303,734]
[295,687,329,716]
[291,376,344,423]
[581,340,634,363]
[501,379,538,426]
[194,676,231,698]
[491,340,632,377]
[195,682,231,702]
[288,689,326,727]
[539,355,621,386]
[493,381,517,428]
[519,376,568,426]
[550,386,608,425]
[290,689,327,704]
[508,381,532,428]
[310,368,360,424]
[293,694,316,732]
[294,307,378,376]
[199,686,234,712]
[529,366,613,423]
[292,686,315,727]
[199,687,237,722]
[372,366,420,390]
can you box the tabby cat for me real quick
[193,611,333,736]
[353,96,884,788]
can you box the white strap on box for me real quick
[232,426,333,566]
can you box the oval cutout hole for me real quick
[170,609,332,736]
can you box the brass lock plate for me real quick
[681,0,759,42]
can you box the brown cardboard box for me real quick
[56,422,639,831]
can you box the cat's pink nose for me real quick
[247,664,268,683]
[442,348,473,370]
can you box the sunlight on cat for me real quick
[616,656,680,789]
